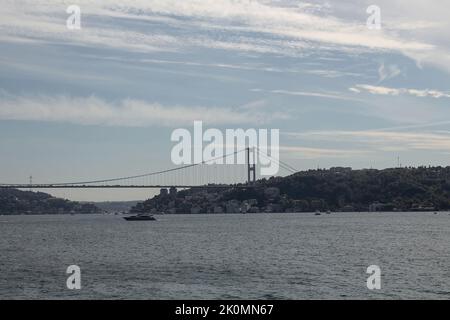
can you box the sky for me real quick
[1,0,450,201]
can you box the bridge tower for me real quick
[246,147,256,185]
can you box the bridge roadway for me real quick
[0,184,254,189]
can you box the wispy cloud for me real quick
[286,130,450,152]
[252,88,359,101]
[305,69,364,78]
[350,84,450,98]
[0,0,440,63]
[377,62,401,83]
[0,92,283,127]
[280,145,371,159]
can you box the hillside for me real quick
[0,188,101,215]
[131,166,450,214]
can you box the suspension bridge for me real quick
[0,148,297,190]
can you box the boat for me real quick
[326,210,331,215]
[315,211,321,216]
[123,213,156,221]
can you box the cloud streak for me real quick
[0,0,441,63]
[280,145,371,159]
[286,130,450,152]
[252,88,359,101]
[350,85,450,98]
[0,93,283,127]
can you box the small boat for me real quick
[123,213,156,221]
[326,210,331,215]
[315,211,321,216]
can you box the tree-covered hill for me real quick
[256,166,450,211]
[0,188,101,215]
[132,166,450,214]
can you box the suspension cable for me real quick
[0,148,247,186]
[255,147,297,174]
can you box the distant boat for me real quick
[326,210,331,215]
[315,211,321,216]
[123,213,156,221]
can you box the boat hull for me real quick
[123,216,156,221]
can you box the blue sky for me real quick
[1,0,450,201]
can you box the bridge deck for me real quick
[0,185,254,189]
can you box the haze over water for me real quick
[0,212,449,299]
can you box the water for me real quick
[0,212,449,299]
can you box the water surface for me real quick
[0,212,449,299]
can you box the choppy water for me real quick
[0,212,449,299]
